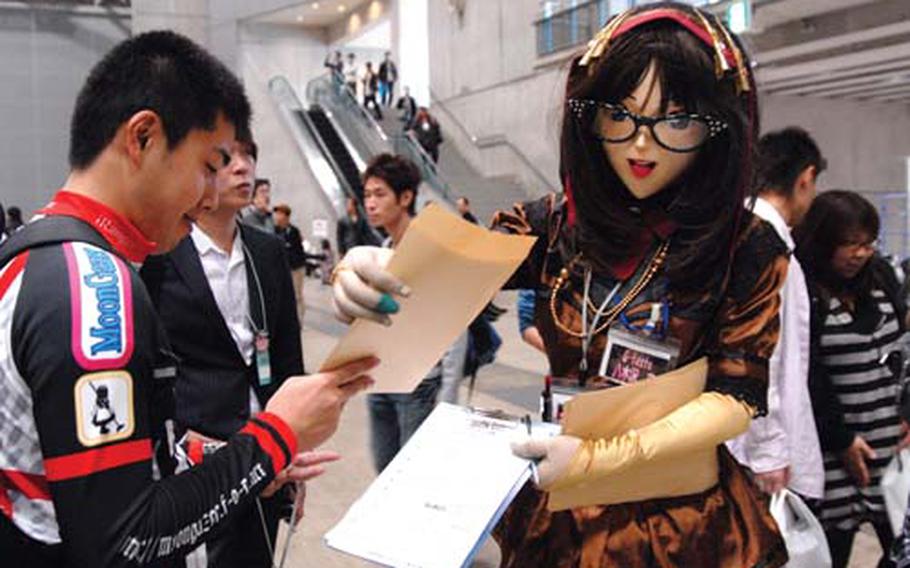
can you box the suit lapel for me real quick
[170,236,241,356]
[240,225,267,334]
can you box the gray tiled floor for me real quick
[279,280,883,567]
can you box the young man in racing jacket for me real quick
[0,31,376,567]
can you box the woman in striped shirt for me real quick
[795,190,910,568]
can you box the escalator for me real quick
[269,73,454,220]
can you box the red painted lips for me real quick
[628,159,656,179]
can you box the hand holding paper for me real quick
[332,246,407,325]
[322,205,536,393]
[511,435,582,489]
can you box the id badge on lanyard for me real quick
[598,324,680,384]
[254,330,272,387]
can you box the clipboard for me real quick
[324,403,559,568]
[548,358,719,510]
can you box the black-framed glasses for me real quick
[567,99,728,153]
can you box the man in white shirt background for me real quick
[728,127,827,503]
[141,134,337,567]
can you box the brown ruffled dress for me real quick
[491,194,789,568]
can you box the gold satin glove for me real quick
[547,392,753,492]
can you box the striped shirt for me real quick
[817,289,904,530]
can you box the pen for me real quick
[522,414,540,485]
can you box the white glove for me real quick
[511,435,582,489]
[332,246,410,325]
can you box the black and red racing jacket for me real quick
[0,191,297,567]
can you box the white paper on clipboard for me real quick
[324,403,559,568]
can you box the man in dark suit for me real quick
[141,136,336,567]
[336,196,381,255]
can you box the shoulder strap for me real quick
[0,216,113,269]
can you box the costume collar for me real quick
[37,190,157,263]
[610,208,677,281]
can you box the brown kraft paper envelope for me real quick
[548,358,719,511]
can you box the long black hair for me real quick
[561,2,757,291]
[794,190,881,297]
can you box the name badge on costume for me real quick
[255,331,272,387]
[598,325,680,384]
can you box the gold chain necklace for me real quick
[548,240,670,338]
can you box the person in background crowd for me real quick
[343,153,464,470]
[324,50,343,75]
[362,62,383,120]
[336,196,380,255]
[396,86,417,131]
[457,196,478,225]
[241,178,275,233]
[344,52,358,95]
[141,134,321,568]
[727,127,826,503]
[516,289,545,353]
[378,51,398,107]
[274,203,308,326]
[6,206,24,235]
[330,4,790,566]
[319,238,335,285]
[0,30,377,567]
[411,107,442,163]
[796,190,910,568]
[0,202,6,245]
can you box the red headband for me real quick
[612,10,737,70]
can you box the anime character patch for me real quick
[63,242,134,370]
[74,370,135,447]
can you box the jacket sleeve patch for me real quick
[63,243,135,370]
[73,370,135,447]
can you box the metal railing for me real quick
[305,71,454,203]
[534,0,757,57]
[429,89,555,194]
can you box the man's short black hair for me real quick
[363,153,421,216]
[755,127,826,197]
[252,178,270,199]
[69,30,251,169]
[238,137,258,162]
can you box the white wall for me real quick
[427,0,564,191]
[761,93,910,194]
[398,0,430,106]
[0,7,129,216]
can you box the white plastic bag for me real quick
[769,489,831,568]
[882,448,910,535]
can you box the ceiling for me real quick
[748,0,910,103]
[249,0,372,28]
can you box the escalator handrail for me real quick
[306,107,363,198]
[269,76,359,202]
[304,73,454,203]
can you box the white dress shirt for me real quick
[190,225,261,414]
[727,197,825,499]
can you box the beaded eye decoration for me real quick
[567,99,729,152]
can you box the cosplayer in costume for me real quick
[330,3,788,567]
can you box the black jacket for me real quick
[336,215,381,255]
[141,224,304,440]
[275,223,306,270]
